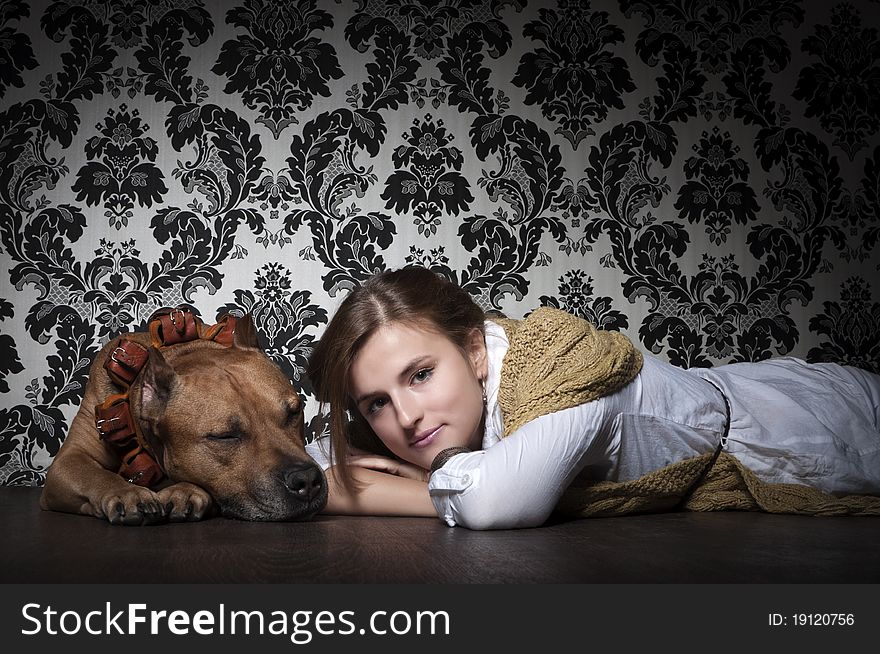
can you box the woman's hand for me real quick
[347,452,429,483]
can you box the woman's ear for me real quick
[466,328,488,381]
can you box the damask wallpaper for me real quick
[1,0,878,487]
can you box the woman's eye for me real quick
[368,398,387,414]
[412,368,433,384]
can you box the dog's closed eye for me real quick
[206,430,242,443]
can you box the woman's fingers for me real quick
[348,454,397,472]
[348,455,428,482]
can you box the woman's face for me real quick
[348,322,488,470]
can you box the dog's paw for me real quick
[156,482,214,522]
[99,487,166,526]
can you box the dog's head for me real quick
[130,315,327,521]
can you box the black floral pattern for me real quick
[382,115,473,235]
[218,262,328,397]
[539,270,629,331]
[0,0,38,97]
[212,0,344,139]
[0,0,878,486]
[809,277,880,372]
[794,3,880,160]
[675,128,759,245]
[72,106,167,229]
[513,0,635,148]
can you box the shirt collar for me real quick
[482,320,509,448]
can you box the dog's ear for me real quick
[232,313,263,350]
[139,347,179,423]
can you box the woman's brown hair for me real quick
[306,266,486,491]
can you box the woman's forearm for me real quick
[321,466,437,517]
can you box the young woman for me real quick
[306,266,880,529]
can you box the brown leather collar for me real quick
[94,308,239,488]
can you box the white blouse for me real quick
[307,322,880,530]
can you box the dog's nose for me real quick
[280,462,324,504]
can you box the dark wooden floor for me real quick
[2,487,879,583]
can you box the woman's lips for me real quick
[411,426,441,448]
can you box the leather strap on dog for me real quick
[104,340,150,387]
[95,307,240,488]
[149,308,200,347]
[95,393,137,446]
[200,314,238,346]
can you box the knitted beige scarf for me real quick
[493,307,643,437]
[495,307,880,517]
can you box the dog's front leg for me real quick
[40,404,167,525]
[40,346,169,525]
[41,450,166,525]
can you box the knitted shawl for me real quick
[494,307,880,517]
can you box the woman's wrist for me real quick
[430,447,471,474]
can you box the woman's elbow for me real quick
[453,493,552,530]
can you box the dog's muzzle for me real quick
[216,461,328,521]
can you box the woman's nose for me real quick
[395,394,422,429]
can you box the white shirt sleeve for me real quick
[305,435,334,471]
[427,400,610,530]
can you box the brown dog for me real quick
[40,309,326,525]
